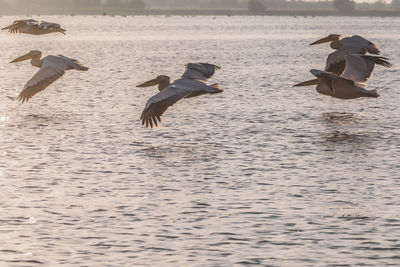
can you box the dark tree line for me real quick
[333,0,355,13]
[393,0,400,9]
[248,0,266,12]
[247,0,396,12]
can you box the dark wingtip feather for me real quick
[200,63,221,69]
[362,55,392,68]
[326,60,346,76]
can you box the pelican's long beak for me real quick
[293,79,319,87]
[58,28,66,35]
[136,78,159,87]
[310,36,334,46]
[10,52,33,63]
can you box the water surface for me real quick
[0,15,399,266]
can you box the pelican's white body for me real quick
[138,63,222,128]
[9,51,88,103]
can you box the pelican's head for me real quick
[137,75,171,89]
[292,69,323,87]
[310,34,341,48]
[10,50,41,63]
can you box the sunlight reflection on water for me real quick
[0,15,399,266]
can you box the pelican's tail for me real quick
[184,83,222,99]
[74,64,89,71]
[365,89,379,98]
[293,79,319,87]
[367,43,380,55]
[209,83,223,93]
[66,58,88,71]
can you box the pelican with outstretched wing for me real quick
[294,55,391,99]
[2,19,66,35]
[310,34,381,75]
[8,50,88,103]
[137,63,222,128]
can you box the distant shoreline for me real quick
[1,9,399,17]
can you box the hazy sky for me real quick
[0,0,393,10]
[1,0,393,4]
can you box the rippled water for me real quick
[0,15,399,266]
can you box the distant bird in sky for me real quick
[310,34,380,75]
[2,19,66,35]
[294,54,391,99]
[137,63,222,128]
[8,50,88,103]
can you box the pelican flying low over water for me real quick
[310,34,381,75]
[8,50,88,103]
[294,54,391,99]
[2,19,66,35]
[137,63,222,128]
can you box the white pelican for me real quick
[137,63,222,128]
[293,55,391,99]
[310,34,380,75]
[8,50,88,103]
[2,19,66,35]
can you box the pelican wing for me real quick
[325,45,366,75]
[9,19,37,26]
[341,35,367,46]
[181,63,221,81]
[37,21,61,30]
[51,55,88,71]
[58,54,78,62]
[344,35,380,54]
[16,58,67,103]
[57,55,80,69]
[140,78,222,128]
[140,85,190,128]
[2,19,37,33]
[177,78,221,98]
[341,54,391,84]
[320,72,351,93]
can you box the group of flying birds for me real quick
[2,19,392,128]
[294,34,391,98]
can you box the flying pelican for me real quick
[2,19,66,35]
[293,54,391,99]
[137,63,222,128]
[8,50,88,103]
[310,34,380,75]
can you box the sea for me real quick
[0,15,399,266]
